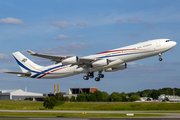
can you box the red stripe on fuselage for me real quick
[38,66,69,79]
[95,49,137,55]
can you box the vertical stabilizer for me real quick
[12,52,43,73]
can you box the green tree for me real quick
[43,96,57,109]
[142,93,148,97]
[127,92,136,97]
[128,94,140,102]
[87,92,97,101]
[55,93,64,101]
[150,90,161,100]
[120,92,128,102]
[93,90,103,101]
[110,92,122,102]
[102,91,109,101]
[160,88,173,95]
[70,96,76,101]
[147,97,151,101]
[77,93,87,101]
[64,96,69,101]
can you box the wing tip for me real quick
[27,49,35,55]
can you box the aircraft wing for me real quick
[27,50,72,63]
[27,50,99,65]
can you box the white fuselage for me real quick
[30,39,176,79]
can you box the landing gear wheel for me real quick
[158,53,162,61]
[159,58,163,61]
[89,75,94,78]
[88,72,94,78]
[98,74,104,78]
[88,72,93,76]
[83,76,89,80]
[95,77,100,81]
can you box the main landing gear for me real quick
[83,72,94,80]
[83,71,104,82]
[158,53,163,61]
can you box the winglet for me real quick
[27,50,36,55]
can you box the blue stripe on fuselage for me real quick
[31,64,65,78]
[13,56,65,78]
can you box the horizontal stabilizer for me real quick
[5,71,31,77]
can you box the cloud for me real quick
[76,22,86,26]
[116,20,125,24]
[147,23,155,27]
[128,18,142,22]
[44,37,48,40]
[37,43,89,55]
[116,18,142,24]
[0,17,24,24]
[0,69,11,73]
[130,33,138,36]
[52,34,72,40]
[51,21,71,28]
[0,53,11,59]
[0,53,13,63]
[48,18,54,20]
[76,35,86,38]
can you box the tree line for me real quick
[127,87,180,100]
[43,87,180,109]
[43,90,141,109]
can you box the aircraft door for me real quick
[156,40,161,47]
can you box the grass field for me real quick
[0,100,180,111]
[0,112,166,118]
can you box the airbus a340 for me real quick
[5,39,176,81]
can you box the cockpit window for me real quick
[166,40,171,42]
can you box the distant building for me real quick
[0,88,43,100]
[69,87,98,94]
[64,87,98,98]
[140,97,153,102]
[158,94,180,102]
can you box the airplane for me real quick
[5,39,176,81]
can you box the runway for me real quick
[1,116,180,120]
[0,110,180,120]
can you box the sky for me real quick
[0,0,180,94]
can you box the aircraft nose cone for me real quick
[173,41,177,47]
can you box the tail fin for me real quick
[12,52,43,73]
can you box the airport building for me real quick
[69,87,98,94]
[140,97,153,102]
[0,88,43,100]
[64,87,98,98]
[158,94,180,102]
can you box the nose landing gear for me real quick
[158,53,163,61]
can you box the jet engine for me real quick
[92,59,109,67]
[61,56,78,65]
[105,63,127,72]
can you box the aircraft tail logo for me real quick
[12,52,43,73]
